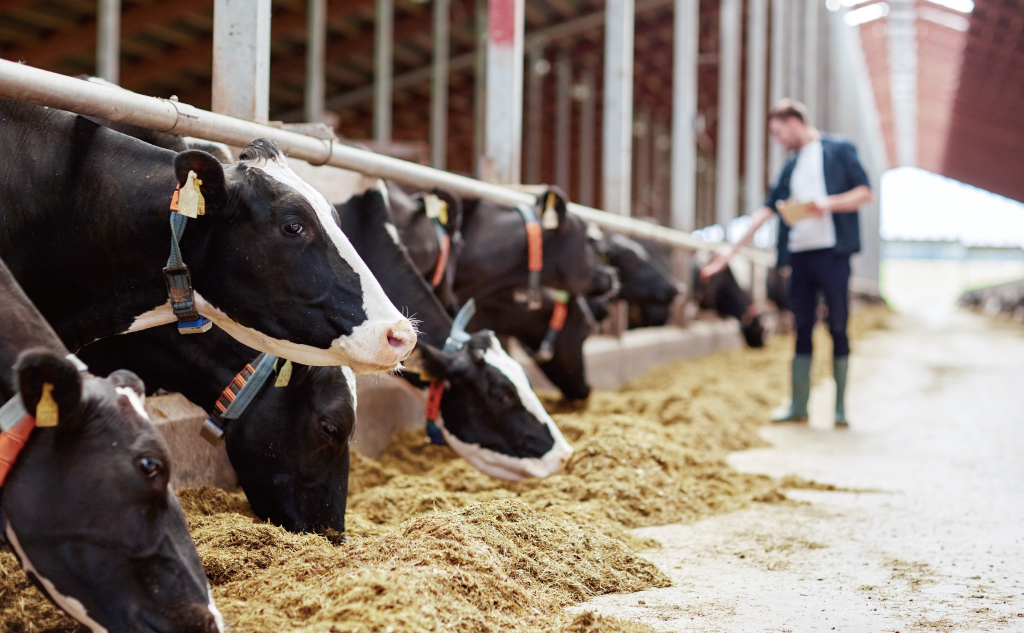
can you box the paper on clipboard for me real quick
[776,200,817,227]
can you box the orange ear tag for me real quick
[35,383,59,427]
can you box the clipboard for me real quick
[776,200,818,227]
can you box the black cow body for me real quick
[337,186,573,480]
[0,259,221,633]
[693,264,766,348]
[78,327,355,535]
[0,99,414,372]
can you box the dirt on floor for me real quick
[0,307,889,633]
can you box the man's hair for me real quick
[768,98,808,123]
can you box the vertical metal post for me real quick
[715,0,741,227]
[634,109,651,216]
[576,68,596,206]
[602,0,635,216]
[374,0,394,143]
[788,0,803,101]
[96,0,121,84]
[889,0,917,166]
[768,0,789,178]
[671,0,698,231]
[484,0,525,184]
[431,0,450,169]
[213,0,271,121]
[474,0,488,174]
[803,0,819,123]
[304,0,326,123]
[524,44,545,184]
[744,0,768,216]
[554,50,572,192]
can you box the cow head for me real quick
[407,332,573,481]
[536,187,602,297]
[2,351,221,633]
[598,232,679,306]
[174,140,416,373]
[223,364,356,534]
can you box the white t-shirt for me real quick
[786,139,836,252]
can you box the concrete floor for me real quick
[577,308,1024,632]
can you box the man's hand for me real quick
[700,253,730,281]
[809,197,832,216]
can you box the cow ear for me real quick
[539,186,569,232]
[404,344,449,382]
[109,369,146,400]
[173,150,229,215]
[16,350,82,426]
[433,188,463,236]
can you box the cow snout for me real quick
[386,319,417,360]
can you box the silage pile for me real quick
[0,307,889,633]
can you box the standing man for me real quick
[701,99,872,426]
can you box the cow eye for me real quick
[282,221,305,236]
[136,456,164,479]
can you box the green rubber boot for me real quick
[834,356,849,427]
[772,355,812,422]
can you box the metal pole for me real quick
[554,50,572,193]
[768,0,789,178]
[304,0,326,123]
[213,0,271,121]
[474,0,488,175]
[0,59,775,265]
[670,0,698,231]
[634,109,651,216]
[484,0,525,184]
[431,0,450,169]
[788,0,803,102]
[96,0,121,85]
[603,0,636,216]
[576,68,596,207]
[524,44,545,184]
[374,0,394,143]
[715,0,741,227]
[744,0,768,216]
[803,0,819,123]
[889,0,917,166]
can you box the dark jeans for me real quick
[789,248,850,357]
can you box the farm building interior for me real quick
[0,0,1023,631]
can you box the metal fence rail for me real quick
[0,59,774,267]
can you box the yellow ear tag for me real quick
[35,383,59,427]
[176,170,204,219]
[275,359,293,387]
[542,192,559,229]
[424,194,449,226]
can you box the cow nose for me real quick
[386,319,417,360]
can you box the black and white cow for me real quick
[0,99,414,372]
[78,326,356,535]
[0,258,222,633]
[337,185,573,480]
[587,230,680,328]
[693,264,766,348]
[387,182,464,313]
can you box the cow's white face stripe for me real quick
[384,222,401,246]
[432,334,573,480]
[341,366,357,411]
[115,387,149,419]
[5,520,109,633]
[207,590,225,632]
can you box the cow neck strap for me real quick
[424,298,477,445]
[515,204,544,310]
[0,354,89,487]
[429,218,451,288]
[165,192,213,335]
[200,353,279,446]
[533,290,571,364]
